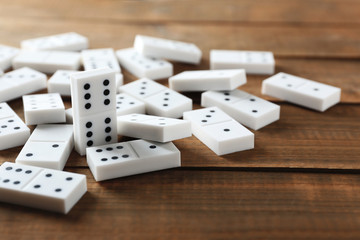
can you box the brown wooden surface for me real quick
[1,1,360,239]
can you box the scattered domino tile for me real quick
[169,69,247,92]
[210,50,275,75]
[117,114,191,142]
[0,44,20,71]
[21,32,88,51]
[116,48,173,80]
[0,102,30,150]
[16,124,74,170]
[0,162,87,214]
[86,139,181,181]
[119,78,192,118]
[134,35,202,64]
[183,107,254,155]
[262,72,341,112]
[12,50,81,74]
[22,93,66,125]
[70,68,118,156]
[48,70,80,96]
[115,93,145,116]
[201,89,280,130]
[0,67,47,102]
[81,48,121,73]
[65,108,73,124]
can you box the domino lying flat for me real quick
[210,50,275,75]
[134,35,202,64]
[81,48,121,73]
[22,93,66,125]
[169,69,247,92]
[16,124,74,170]
[12,50,81,74]
[21,32,88,51]
[0,102,30,150]
[0,162,86,214]
[119,78,192,118]
[262,72,341,112]
[0,44,20,71]
[117,114,191,142]
[183,107,254,155]
[71,68,118,156]
[201,89,280,130]
[0,67,47,103]
[116,48,173,80]
[86,139,181,181]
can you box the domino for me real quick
[86,139,181,181]
[201,89,280,130]
[0,67,47,102]
[48,70,80,96]
[116,48,173,80]
[0,102,30,150]
[12,50,81,74]
[262,72,341,112]
[115,93,145,116]
[0,162,86,214]
[183,107,254,155]
[210,50,275,75]
[117,114,191,142]
[22,93,66,125]
[70,68,118,155]
[118,78,192,118]
[134,35,202,64]
[16,124,74,170]
[81,48,121,73]
[21,32,88,51]
[0,44,20,71]
[169,69,247,92]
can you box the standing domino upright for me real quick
[21,32,88,51]
[71,68,118,156]
[116,48,173,80]
[201,89,280,130]
[16,124,74,170]
[134,35,202,64]
[183,107,254,155]
[0,102,30,150]
[0,162,86,214]
[86,139,181,181]
[262,72,341,111]
[210,50,275,75]
[81,48,121,73]
[0,44,20,71]
[169,69,247,92]
[119,78,192,118]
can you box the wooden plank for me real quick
[1,17,360,58]
[0,0,360,25]
[1,168,360,239]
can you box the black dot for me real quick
[206,115,211,118]
[105,136,112,142]
[225,98,230,101]
[105,118,111,124]
[163,104,168,107]
[252,110,258,113]
[85,103,91,109]
[105,127,111,133]
[201,120,207,122]
[103,89,110,96]
[210,110,215,113]
[84,83,90,90]
[3,179,9,183]
[5,167,12,171]
[116,145,123,149]
[112,156,118,160]
[165,92,170,95]
[314,88,319,91]
[86,131,93,137]
[8,119,14,122]
[1,125,7,128]
[164,98,169,101]
[55,188,62,192]
[46,174,52,177]
[87,141,93,147]
[250,98,256,101]
[86,122,92,128]
[104,99,110,105]
[14,181,20,185]
[96,149,102,152]
[224,129,230,132]
[287,84,292,87]
[106,147,113,151]
[141,87,146,90]
[140,92,145,95]
[26,153,33,157]
[66,177,73,181]
[149,145,156,149]
[14,127,20,130]
[15,168,22,172]
[142,81,147,84]
[130,102,134,104]
[103,79,109,86]
[34,185,41,189]
[84,93,91,100]
[25,170,32,174]
[122,154,129,158]
[224,92,230,96]
[52,144,59,148]
[101,158,107,161]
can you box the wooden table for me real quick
[1,1,360,239]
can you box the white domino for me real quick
[117,114,191,142]
[48,70,80,96]
[169,69,247,92]
[115,93,145,116]
[0,162,86,214]
[201,89,280,130]
[21,32,88,51]
[22,93,66,125]
[116,48,173,80]
[119,78,192,118]
[81,48,121,73]
[210,50,275,75]
[0,44,20,71]
[16,124,74,170]
[86,139,181,181]
[134,35,202,64]
[0,67,47,102]
[0,102,30,150]
[71,68,118,156]
[12,50,81,74]
[183,107,254,155]
[262,72,341,112]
